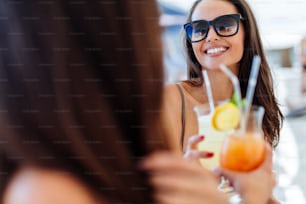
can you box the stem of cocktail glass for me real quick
[202,70,215,113]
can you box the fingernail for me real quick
[206,152,214,157]
[199,135,205,140]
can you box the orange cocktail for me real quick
[220,132,265,171]
[220,106,266,172]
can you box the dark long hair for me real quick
[0,1,165,203]
[183,0,283,147]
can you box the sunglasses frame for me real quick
[184,14,244,43]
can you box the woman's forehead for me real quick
[192,0,238,21]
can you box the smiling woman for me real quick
[161,0,283,153]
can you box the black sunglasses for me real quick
[184,14,244,43]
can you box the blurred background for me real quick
[157,0,306,203]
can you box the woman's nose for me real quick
[205,26,220,42]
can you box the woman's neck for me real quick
[205,69,235,101]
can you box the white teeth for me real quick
[206,47,226,54]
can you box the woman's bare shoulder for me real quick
[3,168,106,204]
[163,81,202,107]
[164,82,191,96]
[162,85,182,119]
[163,83,182,103]
[164,83,180,93]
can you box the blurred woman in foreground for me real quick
[0,1,276,204]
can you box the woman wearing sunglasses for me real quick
[160,0,282,202]
[162,0,283,152]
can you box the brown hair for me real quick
[183,0,283,147]
[0,1,165,203]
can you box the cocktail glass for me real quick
[220,106,266,172]
[193,101,232,169]
[194,100,238,193]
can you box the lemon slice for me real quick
[211,103,240,131]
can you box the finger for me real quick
[139,152,176,169]
[184,150,214,160]
[186,135,205,151]
[140,152,203,173]
[151,176,217,204]
[154,193,182,204]
[149,174,188,192]
[154,190,202,204]
[148,172,204,193]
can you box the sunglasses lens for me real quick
[186,21,208,42]
[214,16,238,36]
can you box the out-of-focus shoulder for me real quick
[161,82,184,152]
